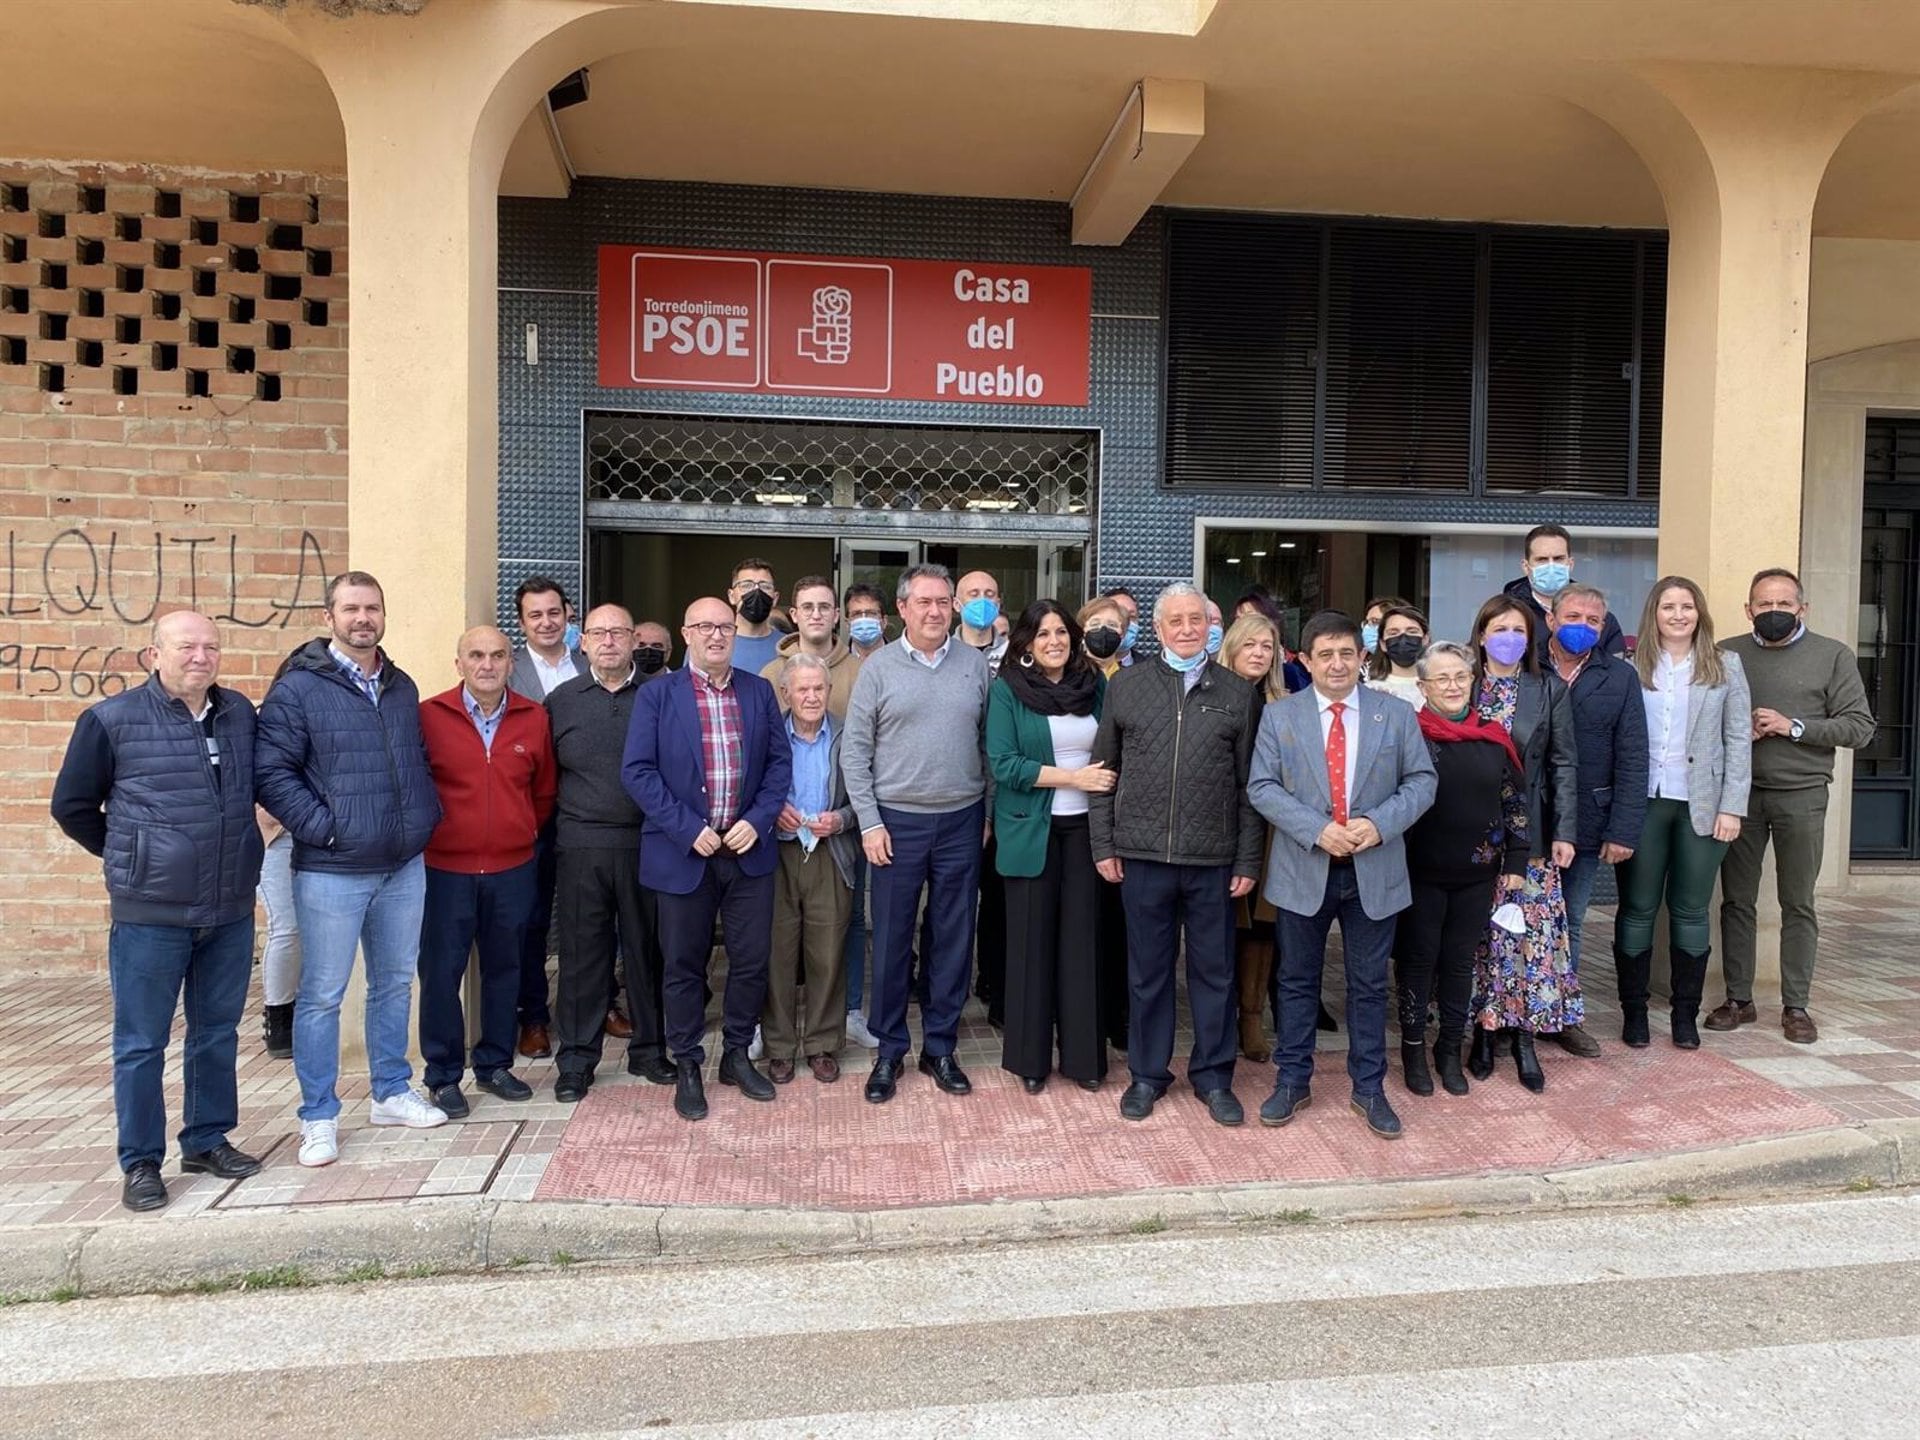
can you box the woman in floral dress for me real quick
[1466,596,1582,1093]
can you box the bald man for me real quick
[415,625,558,1116]
[53,611,267,1211]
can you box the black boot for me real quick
[1468,1027,1499,1080]
[262,1003,294,1060]
[1513,1031,1546,1093]
[673,1058,708,1121]
[1434,1037,1469,1096]
[1670,947,1710,1050]
[1616,945,1653,1049]
[1400,1041,1434,1096]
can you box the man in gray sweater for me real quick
[1713,567,1876,1043]
[842,564,993,1104]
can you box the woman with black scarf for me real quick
[986,600,1116,1093]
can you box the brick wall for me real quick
[0,161,347,974]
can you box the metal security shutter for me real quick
[1164,212,1320,487]
[1484,232,1640,498]
[1321,226,1476,491]
[1636,241,1667,499]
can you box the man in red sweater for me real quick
[417,625,558,1116]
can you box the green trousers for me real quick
[1614,798,1729,955]
[1718,785,1829,1010]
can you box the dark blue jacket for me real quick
[50,675,265,927]
[1559,651,1651,852]
[620,666,791,896]
[255,639,442,874]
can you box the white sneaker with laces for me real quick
[845,1010,879,1049]
[748,1024,765,1061]
[298,1118,339,1167]
[368,1088,449,1129]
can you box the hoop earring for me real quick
[1018,653,1035,668]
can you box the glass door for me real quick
[836,540,922,617]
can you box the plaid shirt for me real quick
[690,666,744,829]
[329,644,382,706]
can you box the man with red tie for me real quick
[1247,610,1437,1140]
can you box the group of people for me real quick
[52,526,1874,1211]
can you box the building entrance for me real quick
[1852,418,1920,859]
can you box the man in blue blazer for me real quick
[1248,610,1436,1140]
[622,596,792,1121]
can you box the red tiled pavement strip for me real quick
[1,895,1915,1225]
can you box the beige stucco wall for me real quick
[1810,237,1920,362]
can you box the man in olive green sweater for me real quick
[1713,568,1876,1044]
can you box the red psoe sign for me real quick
[597,245,1091,407]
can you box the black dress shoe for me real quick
[865,1057,900,1104]
[1198,1087,1244,1127]
[918,1054,973,1095]
[1077,1077,1102,1092]
[430,1083,470,1119]
[1119,1079,1165,1120]
[122,1160,168,1212]
[626,1052,676,1085]
[476,1070,533,1102]
[719,1047,776,1101]
[554,1072,592,1104]
[180,1142,263,1179]
[1022,1076,1047,1095]
[674,1058,708,1121]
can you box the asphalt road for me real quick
[3,1192,1915,1438]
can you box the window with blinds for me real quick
[1163,212,1664,500]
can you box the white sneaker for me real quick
[748,1024,765,1061]
[298,1118,338,1168]
[368,1088,448,1129]
[846,1010,879,1049]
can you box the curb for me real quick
[4,1117,1916,1301]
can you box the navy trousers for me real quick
[517,823,558,1025]
[419,859,537,1089]
[1119,859,1235,1094]
[869,801,984,1063]
[1274,863,1396,1097]
[655,851,774,1066]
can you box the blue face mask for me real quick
[1164,645,1208,674]
[960,597,1000,631]
[562,621,581,652]
[1555,621,1599,656]
[1530,561,1571,597]
[1205,623,1224,656]
[848,617,883,647]
[1119,620,1139,653]
[1361,622,1379,652]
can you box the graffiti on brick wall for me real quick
[1,527,330,698]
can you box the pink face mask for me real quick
[1484,631,1530,667]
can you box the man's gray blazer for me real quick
[508,644,587,702]
[1247,685,1437,922]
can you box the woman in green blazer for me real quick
[987,600,1114,1093]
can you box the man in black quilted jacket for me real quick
[256,571,447,1169]
[1089,582,1264,1127]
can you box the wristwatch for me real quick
[1789,718,1806,742]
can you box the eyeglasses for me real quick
[1424,675,1472,689]
[793,602,837,616]
[686,621,737,638]
[732,579,776,595]
[581,627,631,641]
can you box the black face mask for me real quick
[737,590,774,625]
[1382,633,1426,668]
[633,645,667,675]
[1753,610,1799,644]
[1084,625,1122,659]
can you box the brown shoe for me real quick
[603,1007,633,1040]
[1703,999,1757,1032]
[1782,1008,1819,1044]
[768,1057,796,1084]
[516,1023,552,1059]
[807,1053,841,1083]
[1553,1024,1602,1058]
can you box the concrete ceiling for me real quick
[2,0,1918,236]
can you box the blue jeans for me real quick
[844,852,868,1012]
[1274,863,1396,1097]
[1560,848,1601,977]
[257,832,301,1006]
[108,916,253,1171]
[292,856,426,1122]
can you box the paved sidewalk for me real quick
[1,896,1915,1231]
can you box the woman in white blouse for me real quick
[1363,604,1429,708]
[1613,576,1751,1051]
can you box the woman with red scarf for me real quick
[1397,641,1531,1097]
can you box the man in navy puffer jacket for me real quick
[256,571,447,1168]
[53,611,267,1212]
